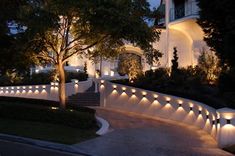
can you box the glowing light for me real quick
[101,80,105,84]
[6,87,9,90]
[17,86,20,89]
[51,107,59,110]
[23,86,26,89]
[76,69,79,72]
[189,102,194,107]
[122,87,126,92]
[110,70,114,77]
[51,82,55,86]
[16,90,20,94]
[178,100,183,104]
[5,91,9,94]
[165,97,171,103]
[142,92,147,97]
[29,86,32,89]
[28,90,32,93]
[54,82,59,86]
[35,69,40,73]
[74,80,79,84]
[10,90,14,94]
[153,95,158,100]
[113,85,117,90]
[34,90,39,94]
[35,86,39,89]
[42,85,46,89]
[11,87,14,89]
[0,87,3,89]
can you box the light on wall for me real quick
[212,120,215,125]
[199,110,202,115]
[132,89,136,95]
[113,85,117,90]
[100,80,104,86]
[122,87,126,92]
[206,115,209,119]
[142,92,147,98]
[226,119,231,125]
[154,95,158,101]
[190,107,193,111]
[217,118,220,124]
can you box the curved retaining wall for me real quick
[99,80,235,148]
[0,79,92,101]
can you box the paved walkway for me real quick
[74,107,233,156]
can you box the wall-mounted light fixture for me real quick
[190,107,193,111]
[206,115,209,119]
[113,85,117,90]
[212,120,215,125]
[178,104,182,107]
[122,87,126,92]
[226,119,231,125]
[142,92,147,98]
[217,118,220,124]
[199,110,202,115]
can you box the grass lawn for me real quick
[0,118,97,144]
[0,97,98,144]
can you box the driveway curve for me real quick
[74,107,233,156]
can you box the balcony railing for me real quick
[170,1,199,22]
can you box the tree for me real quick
[0,0,33,79]
[19,0,162,108]
[117,53,143,82]
[171,47,179,75]
[197,0,235,69]
[197,49,221,84]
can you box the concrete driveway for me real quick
[74,108,233,156]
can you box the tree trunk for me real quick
[100,56,103,77]
[57,61,66,109]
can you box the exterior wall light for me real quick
[11,87,14,89]
[199,110,202,115]
[212,120,215,125]
[190,107,193,111]
[217,119,220,124]
[23,86,26,89]
[166,100,170,103]
[122,88,126,92]
[74,80,79,84]
[178,104,182,107]
[226,119,231,124]
[206,115,209,119]
[113,85,117,90]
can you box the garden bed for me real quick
[0,97,98,144]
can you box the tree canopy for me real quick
[197,0,235,68]
[15,0,162,107]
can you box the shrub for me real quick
[0,97,96,129]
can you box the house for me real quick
[35,0,210,78]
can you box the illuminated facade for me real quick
[35,0,209,78]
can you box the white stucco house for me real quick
[35,0,210,78]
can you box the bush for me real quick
[0,97,96,129]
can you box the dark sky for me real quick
[149,0,161,9]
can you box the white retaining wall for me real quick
[0,79,92,101]
[99,80,235,148]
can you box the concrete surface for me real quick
[74,108,233,156]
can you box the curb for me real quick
[0,133,92,156]
[95,116,110,135]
